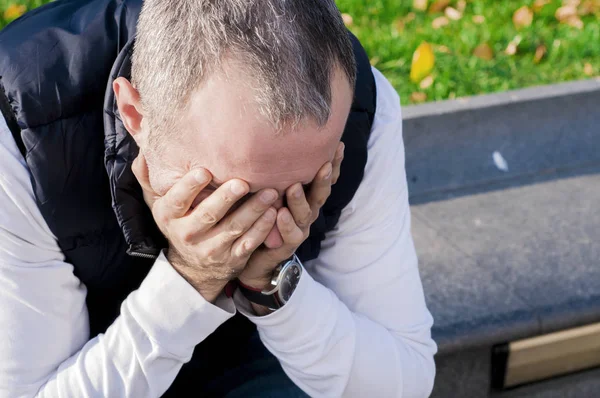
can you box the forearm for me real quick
[1,252,235,398]
[235,271,436,398]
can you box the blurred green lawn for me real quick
[2,0,599,105]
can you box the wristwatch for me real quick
[238,254,303,310]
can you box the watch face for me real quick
[278,264,301,303]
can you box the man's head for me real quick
[114,0,356,246]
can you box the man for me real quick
[0,0,436,397]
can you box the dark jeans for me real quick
[204,332,310,398]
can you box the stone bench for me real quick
[403,79,600,397]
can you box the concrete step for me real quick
[403,79,600,396]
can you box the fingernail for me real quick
[293,185,303,198]
[282,211,293,223]
[231,181,247,195]
[195,170,209,184]
[261,190,277,203]
[324,163,333,180]
[264,208,276,221]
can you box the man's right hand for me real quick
[132,153,279,302]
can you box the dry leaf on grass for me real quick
[472,15,486,24]
[565,15,584,28]
[395,12,416,32]
[513,6,533,29]
[445,7,462,20]
[432,16,450,29]
[410,42,435,83]
[473,43,494,60]
[419,75,435,89]
[505,35,522,56]
[457,0,467,12]
[556,5,578,20]
[533,0,551,12]
[410,92,428,103]
[579,0,600,16]
[534,44,547,63]
[584,62,594,76]
[429,0,451,14]
[413,0,429,11]
[4,4,26,20]
[564,0,581,7]
[341,13,353,26]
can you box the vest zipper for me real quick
[128,251,158,260]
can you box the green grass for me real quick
[2,0,599,105]
[336,0,600,104]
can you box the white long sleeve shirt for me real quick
[0,67,436,398]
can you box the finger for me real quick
[277,207,305,248]
[231,207,277,259]
[307,161,333,219]
[156,169,212,220]
[216,188,279,242]
[286,183,312,230]
[331,142,344,185]
[184,179,250,235]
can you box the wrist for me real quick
[167,250,226,303]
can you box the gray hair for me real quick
[131,0,357,139]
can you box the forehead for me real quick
[175,64,353,193]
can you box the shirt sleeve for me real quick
[0,119,236,398]
[235,67,438,398]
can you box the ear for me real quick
[113,77,147,147]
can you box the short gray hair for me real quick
[131,0,357,139]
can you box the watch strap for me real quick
[237,281,282,309]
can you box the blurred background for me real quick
[2,1,599,105]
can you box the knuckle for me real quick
[237,240,253,257]
[228,219,245,237]
[221,193,235,205]
[199,209,218,225]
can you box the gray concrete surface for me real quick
[403,80,600,396]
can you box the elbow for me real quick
[399,337,437,398]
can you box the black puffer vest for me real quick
[0,0,376,395]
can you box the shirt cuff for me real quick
[234,267,338,349]
[126,250,236,357]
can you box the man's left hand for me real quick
[238,142,344,298]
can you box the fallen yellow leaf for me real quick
[445,7,462,20]
[341,13,353,26]
[413,0,429,11]
[3,4,26,20]
[410,92,428,103]
[472,15,486,24]
[564,0,581,7]
[410,42,435,83]
[534,44,547,63]
[533,0,551,13]
[432,16,450,29]
[513,6,533,29]
[556,5,578,21]
[457,0,467,12]
[473,43,494,60]
[583,62,593,76]
[429,0,451,14]
[420,75,435,89]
